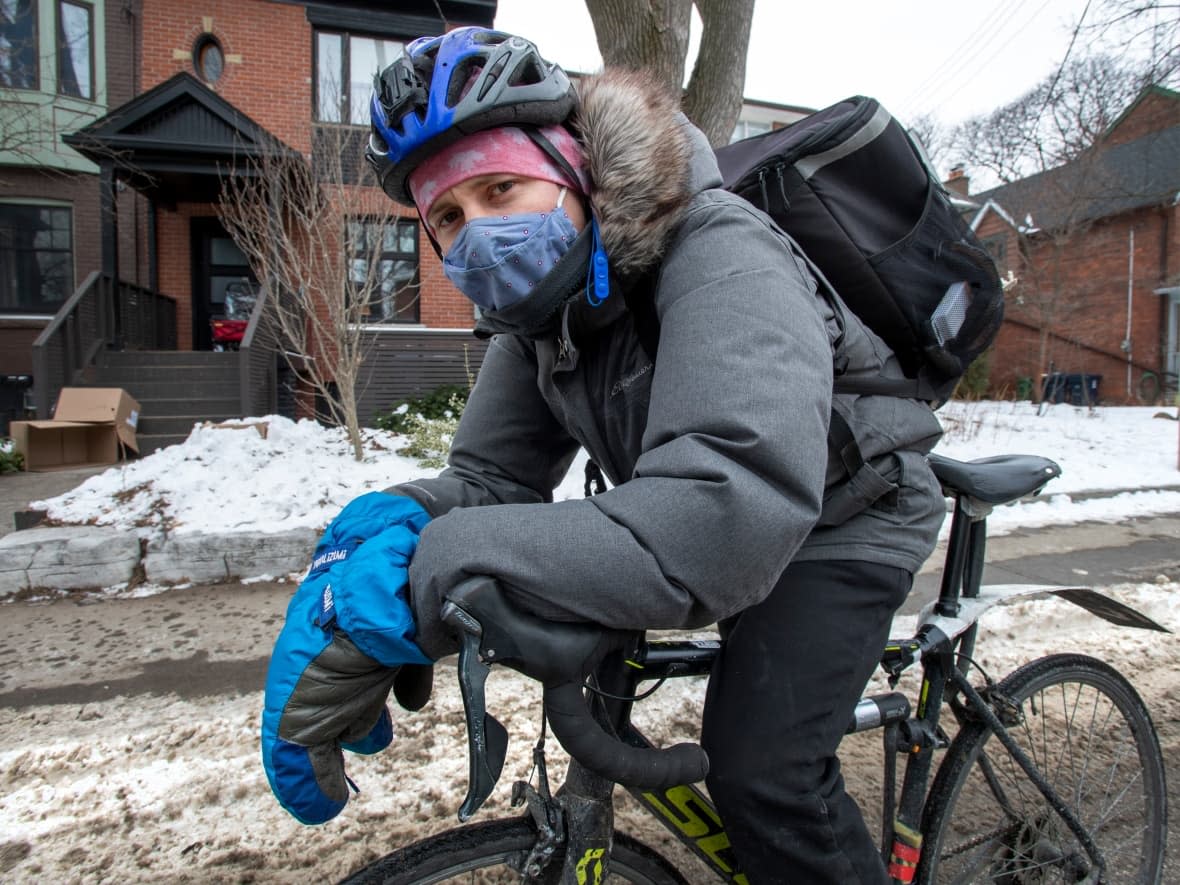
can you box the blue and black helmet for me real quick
[366,27,577,206]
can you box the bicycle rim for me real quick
[918,654,1167,884]
[338,817,687,884]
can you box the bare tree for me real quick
[1086,0,1180,87]
[905,112,952,178]
[948,55,1150,185]
[582,0,755,146]
[217,130,416,461]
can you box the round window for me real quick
[194,35,224,84]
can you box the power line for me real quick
[909,0,1055,122]
[899,0,1025,112]
[899,0,1051,121]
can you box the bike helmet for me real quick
[367,27,578,206]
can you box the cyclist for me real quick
[263,27,946,884]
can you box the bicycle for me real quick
[341,452,1170,884]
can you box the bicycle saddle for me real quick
[927,453,1061,504]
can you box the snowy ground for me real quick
[27,401,1180,545]
[2,401,1178,882]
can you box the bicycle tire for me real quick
[917,654,1167,884]
[339,817,688,884]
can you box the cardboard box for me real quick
[53,387,140,453]
[9,388,140,471]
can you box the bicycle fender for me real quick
[916,583,1170,640]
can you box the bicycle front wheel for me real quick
[340,817,687,884]
[918,654,1167,884]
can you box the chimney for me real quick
[944,164,970,197]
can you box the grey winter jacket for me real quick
[393,71,945,659]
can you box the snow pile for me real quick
[32,402,1180,539]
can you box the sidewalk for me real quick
[0,464,109,539]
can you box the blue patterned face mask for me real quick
[442,188,579,311]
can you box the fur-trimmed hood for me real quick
[574,69,721,277]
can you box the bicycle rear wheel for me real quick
[339,817,687,884]
[918,654,1167,884]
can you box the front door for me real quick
[191,218,256,350]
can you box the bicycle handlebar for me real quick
[543,681,709,789]
[440,578,709,819]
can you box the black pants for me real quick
[701,559,911,885]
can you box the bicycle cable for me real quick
[581,676,668,703]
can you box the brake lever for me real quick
[440,599,509,822]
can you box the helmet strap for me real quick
[521,126,583,194]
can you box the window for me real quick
[982,235,1008,271]
[0,204,73,313]
[57,0,91,99]
[193,33,224,85]
[316,30,402,124]
[348,217,419,323]
[730,120,771,144]
[0,0,37,90]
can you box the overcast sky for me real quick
[493,0,1094,128]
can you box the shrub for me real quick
[953,349,993,401]
[374,384,472,435]
[394,392,467,469]
[0,438,23,474]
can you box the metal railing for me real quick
[238,283,278,417]
[30,273,177,418]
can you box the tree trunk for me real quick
[584,0,691,96]
[683,0,755,146]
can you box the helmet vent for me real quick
[447,59,484,107]
[508,56,546,87]
[477,54,510,101]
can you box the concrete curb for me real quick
[143,528,317,585]
[0,525,316,596]
[0,526,140,595]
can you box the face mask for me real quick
[442,188,579,311]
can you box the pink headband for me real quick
[409,125,588,222]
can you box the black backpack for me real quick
[627,95,1004,406]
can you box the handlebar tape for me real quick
[544,682,709,789]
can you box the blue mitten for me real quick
[261,493,432,825]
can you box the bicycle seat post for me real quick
[935,495,973,617]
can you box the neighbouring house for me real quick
[955,85,1180,405]
[2,0,811,451]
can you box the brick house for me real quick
[954,85,1180,405]
[1,0,497,448]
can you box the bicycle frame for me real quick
[519,484,1166,885]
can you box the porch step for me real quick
[88,379,241,400]
[79,349,247,455]
[133,432,196,453]
[138,414,247,437]
[133,396,242,416]
[98,350,239,368]
[93,367,241,390]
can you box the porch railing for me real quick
[238,283,277,417]
[31,273,177,418]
